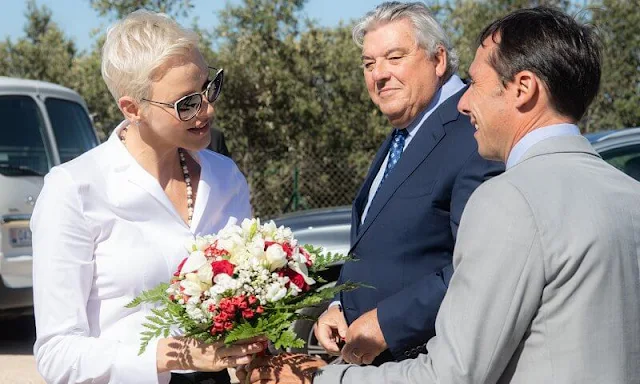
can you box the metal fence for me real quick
[240,150,367,219]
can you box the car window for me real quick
[599,144,640,181]
[0,95,51,176]
[45,98,98,164]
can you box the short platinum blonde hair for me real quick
[101,9,200,103]
[352,1,459,81]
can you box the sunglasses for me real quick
[142,67,224,121]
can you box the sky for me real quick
[0,0,391,52]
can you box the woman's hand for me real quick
[156,336,267,372]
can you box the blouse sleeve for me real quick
[31,167,161,384]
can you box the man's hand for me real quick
[341,308,387,365]
[313,305,348,355]
[235,353,326,384]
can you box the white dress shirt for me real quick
[31,121,251,384]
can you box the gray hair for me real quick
[101,9,200,103]
[352,1,459,81]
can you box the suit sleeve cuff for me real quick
[314,364,355,384]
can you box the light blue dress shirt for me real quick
[360,75,466,225]
[506,123,581,170]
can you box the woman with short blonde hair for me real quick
[32,10,259,384]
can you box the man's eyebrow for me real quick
[361,48,408,61]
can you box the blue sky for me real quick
[1,0,391,52]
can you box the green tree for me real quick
[587,0,640,131]
[68,38,122,139]
[443,0,572,79]
[213,0,387,216]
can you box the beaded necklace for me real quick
[120,126,194,225]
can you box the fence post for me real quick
[292,166,300,211]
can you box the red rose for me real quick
[212,260,235,276]
[174,257,188,276]
[219,299,236,314]
[216,311,230,322]
[224,322,234,331]
[248,295,258,305]
[242,309,255,319]
[256,306,265,314]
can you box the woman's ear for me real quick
[118,96,142,124]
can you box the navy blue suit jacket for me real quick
[336,87,504,362]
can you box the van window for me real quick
[45,98,98,164]
[0,95,51,176]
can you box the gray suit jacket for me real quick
[316,135,640,383]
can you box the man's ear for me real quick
[433,45,447,78]
[118,96,142,124]
[512,71,538,109]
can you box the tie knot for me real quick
[394,129,408,140]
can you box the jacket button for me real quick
[404,351,410,357]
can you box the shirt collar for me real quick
[506,123,581,169]
[400,75,466,138]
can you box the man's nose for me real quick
[372,62,391,82]
[457,89,471,115]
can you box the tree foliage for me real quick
[212,0,387,215]
[587,0,640,131]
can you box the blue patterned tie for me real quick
[381,129,408,184]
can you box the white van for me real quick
[0,77,99,318]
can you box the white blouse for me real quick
[31,122,251,384]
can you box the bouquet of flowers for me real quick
[127,217,358,354]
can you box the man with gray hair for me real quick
[313,0,502,367]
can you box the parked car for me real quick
[0,77,100,319]
[275,126,640,361]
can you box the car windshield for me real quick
[0,95,51,176]
[45,98,98,164]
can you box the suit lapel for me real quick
[350,89,464,251]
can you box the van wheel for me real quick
[289,302,338,363]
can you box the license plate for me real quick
[9,227,32,248]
